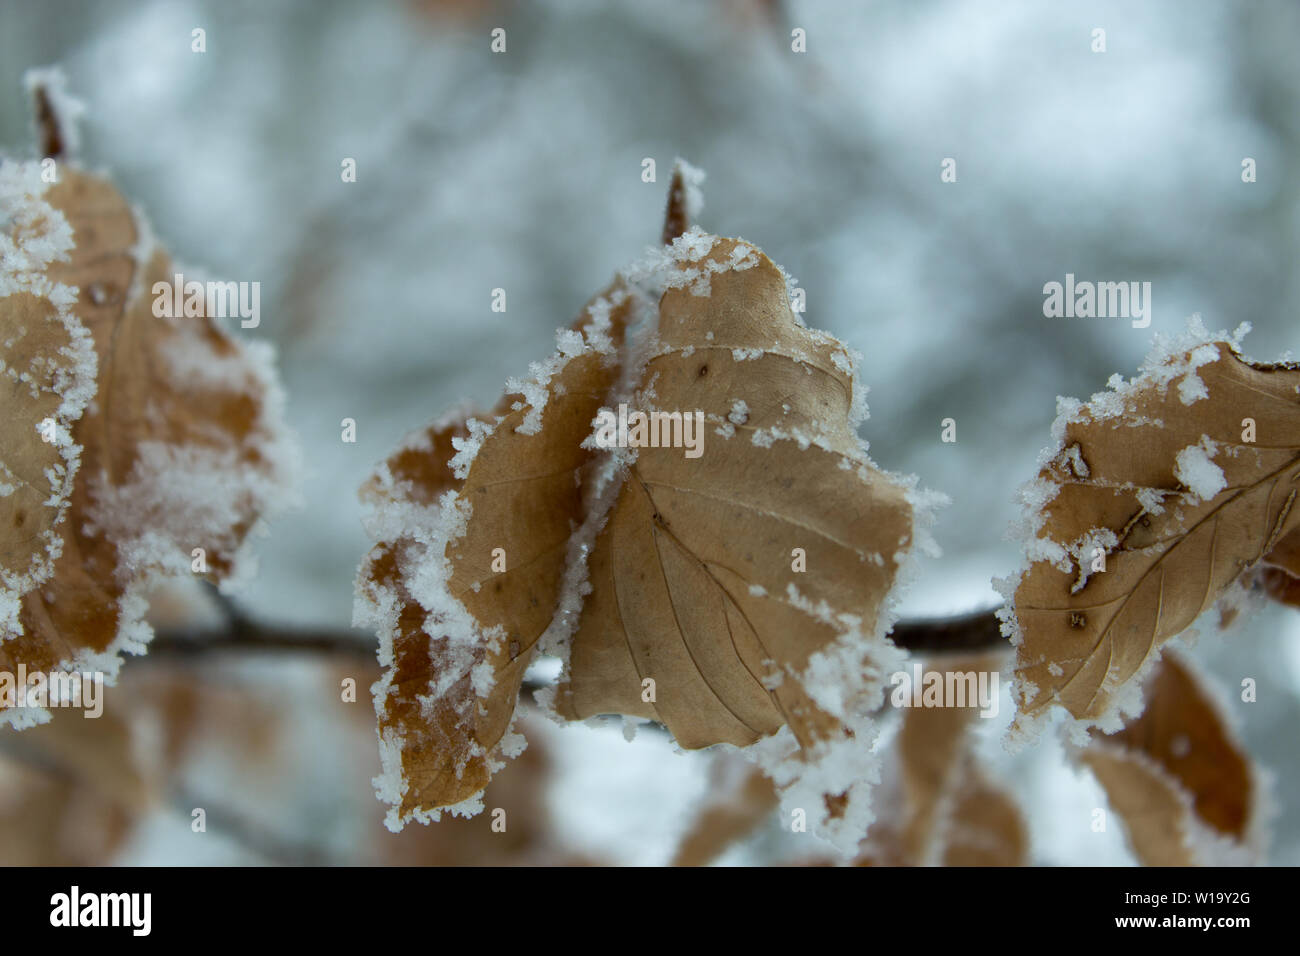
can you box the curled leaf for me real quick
[0,161,96,636]
[1080,651,1266,865]
[1004,322,1300,737]
[1,156,295,725]
[356,283,635,828]
[549,232,921,852]
[356,176,932,851]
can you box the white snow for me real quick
[1174,436,1227,503]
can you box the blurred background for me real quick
[1,0,1298,865]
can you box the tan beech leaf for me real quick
[0,760,133,865]
[669,755,778,867]
[13,700,149,811]
[0,163,96,633]
[861,651,1026,866]
[0,694,143,865]
[1080,651,1265,865]
[549,231,921,852]
[940,766,1028,867]
[1,159,295,726]
[356,282,635,829]
[1005,323,1300,737]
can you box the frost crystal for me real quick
[1173,436,1226,503]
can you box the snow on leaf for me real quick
[356,174,931,850]
[550,237,919,853]
[0,161,95,640]
[356,282,636,830]
[1004,332,1300,740]
[1,163,296,727]
[1080,651,1267,866]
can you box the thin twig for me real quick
[890,607,1007,654]
[149,595,1006,663]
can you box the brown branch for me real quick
[147,587,1006,667]
[889,606,1007,654]
[147,619,375,659]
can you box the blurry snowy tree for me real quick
[2,0,1300,867]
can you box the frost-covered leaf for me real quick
[0,161,95,639]
[1,159,295,726]
[1080,651,1266,866]
[548,233,924,853]
[1003,321,1300,738]
[356,173,932,850]
[356,282,635,829]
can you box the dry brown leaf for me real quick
[1080,651,1265,865]
[356,282,635,828]
[1006,327,1300,736]
[0,698,142,865]
[549,232,917,851]
[669,755,779,866]
[120,664,282,776]
[0,293,94,621]
[940,766,1028,867]
[356,179,929,851]
[326,660,595,865]
[1,158,294,725]
[0,654,296,865]
[0,761,134,865]
[17,704,149,810]
[1,162,97,655]
[860,652,1027,866]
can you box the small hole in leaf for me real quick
[1069,611,1087,629]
